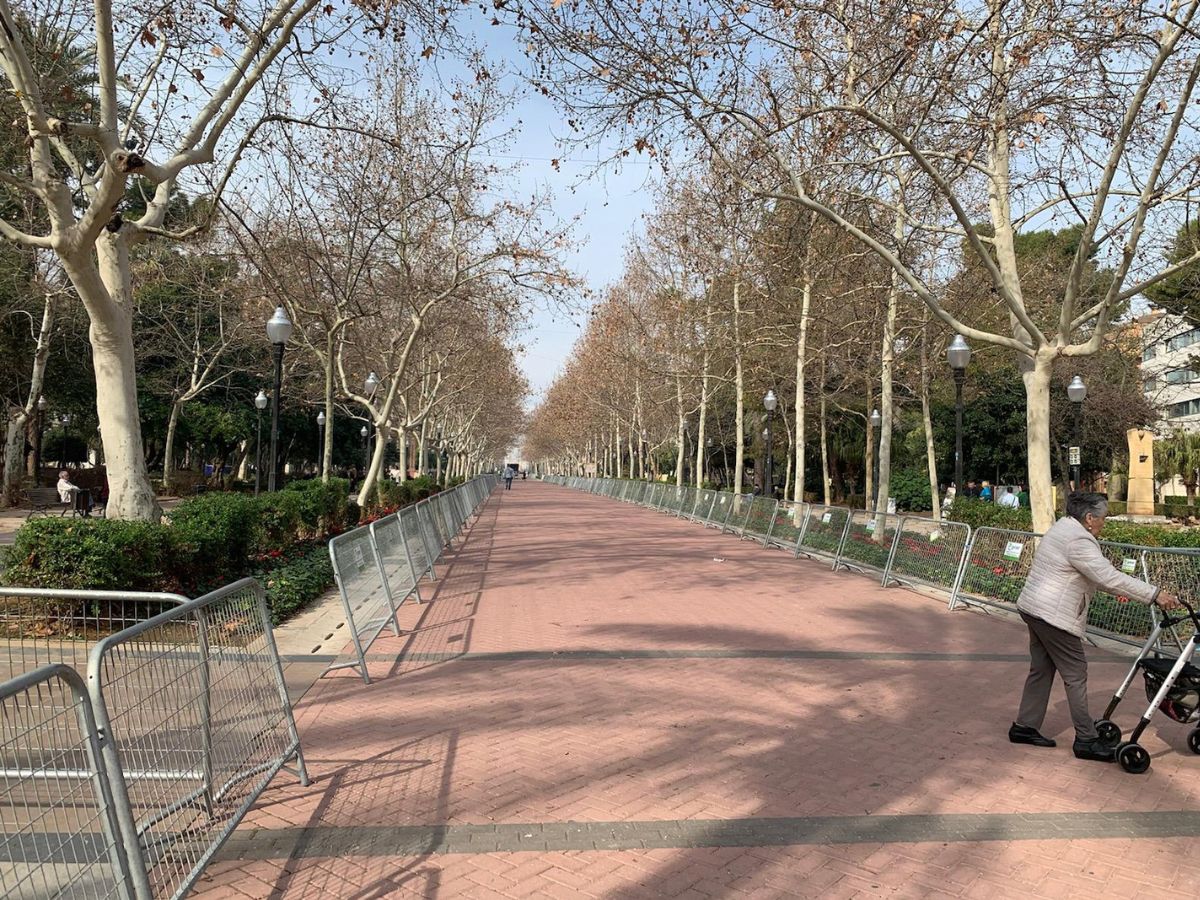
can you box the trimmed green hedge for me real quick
[4,517,180,592]
[1,476,441,623]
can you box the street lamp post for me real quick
[361,425,370,474]
[265,307,293,491]
[870,408,882,510]
[641,428,649,480]
[763,389,777,498]
[316,411,326,476]
[1067,375,1087,490]
[947,335,971,496]
[705,437,714,487]
[254,390,268,496]
[32,395,47,485]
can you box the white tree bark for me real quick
[793,267,811,503]
[1,294,55,505]
[920,329,941,521]
[732,281,745,495]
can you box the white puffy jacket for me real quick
[1016,516,1159,637]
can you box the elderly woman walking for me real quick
[1010,492,1180,762]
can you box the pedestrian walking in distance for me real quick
[504,465,515,490]
[1010,492,1181,761]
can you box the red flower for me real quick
[1117,595,1130,604]
[992,566,1005,576]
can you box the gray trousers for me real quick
[1017,612,1098,741]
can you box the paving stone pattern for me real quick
[196,482,1200,899]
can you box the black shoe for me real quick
[1009,723,1056,747]
[1072,737,1116,762]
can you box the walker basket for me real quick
[1141,657,1200,724]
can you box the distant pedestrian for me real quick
[966,480,979,498]
[504,466,515,490]
[980,481,993,502]
[999,490,1019,509]
[1017,484,1029,508]
[1010,492,1180,762]
[942,483,956,514]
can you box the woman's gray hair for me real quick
[1066,491,1108,522]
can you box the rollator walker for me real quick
[1094,598,1200,774]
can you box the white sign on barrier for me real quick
[1121,558,1137,574]
[821,512,832,524]
[1002,540,1024,561]
[866,520,876,533]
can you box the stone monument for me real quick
[1126,429,1155,516]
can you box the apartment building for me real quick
[1139,310,1200,428]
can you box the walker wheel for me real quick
[1188,730,1200,756]
[1116,742,1151,774]
[1095,719,1121,746]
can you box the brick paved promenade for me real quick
[197,482,1200,899]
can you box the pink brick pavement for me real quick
[195,482,1200,898]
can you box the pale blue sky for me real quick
[460,17,659,410]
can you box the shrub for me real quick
[946,497,1033,532]
[167,492,263,585]
[3,518,179,591]
[254,490,307,553]
[253,544,334,624]
[890,469,932,512]
[285,477,351,535]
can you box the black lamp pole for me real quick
[947,335,972,498]
[1067,376,1087,490]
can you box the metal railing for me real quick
[795,505,852,564]
[1,588,189,684]
[538,476,1200,651]
[738,496,778,543]
[834,511,901,576]
[881,517,973,594]
[765,501,808,550]
[89,579,308,899]
[326,474,496,683]
[0,578,307,900]
[1,664,131,900]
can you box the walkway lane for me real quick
[196,482,1200,899]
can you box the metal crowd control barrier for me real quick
[553,478,1188,650]
[329,522,402,683]
[739,496,778,543]
[766,501,808,550]
[89,578,308,899]
[688,489,717,523]
[834,511,902,576]
[947,528,1163,649]
[0,579,308,900]
[1,664,131,899]
[706,491,735,529]
[795,505,852,563]
[328,475,496,683]
[1,588,188,683]
[881,517,973,595]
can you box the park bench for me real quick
[22,487,69,519]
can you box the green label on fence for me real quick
[1121,558,1136,574]
[1002,540,1024,561]
[866,520,876,533]
[821,512,832,524]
